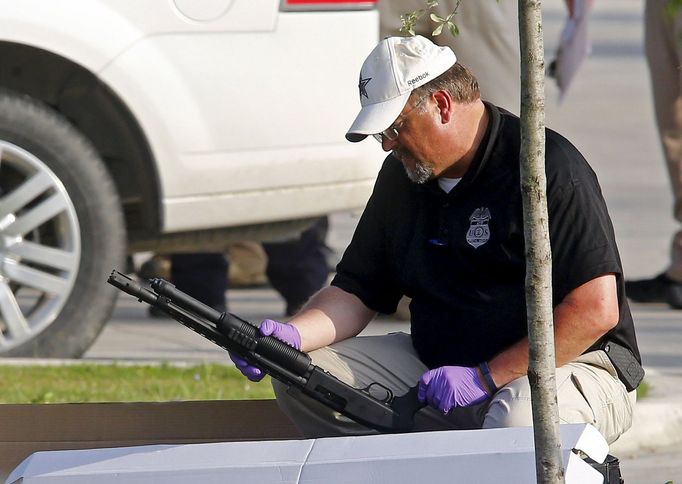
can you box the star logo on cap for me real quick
[358,76,371,99]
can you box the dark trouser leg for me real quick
[170,253,228,312]
[263,217,329,316]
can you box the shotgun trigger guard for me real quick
[361,382,394,404]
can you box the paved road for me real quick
[84,0,682,481]
[620,441,682,483]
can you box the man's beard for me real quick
[394,149,434,184]
[407,161,434,184]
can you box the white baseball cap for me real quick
[346,35,457,143]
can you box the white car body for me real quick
[2,0,381,232]
[0,0,381,357]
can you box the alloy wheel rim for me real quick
[0,141,81,352]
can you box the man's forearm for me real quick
[486,274,619,388]
[288,286,377,352]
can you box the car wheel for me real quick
[0,88,125,358]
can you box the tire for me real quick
[0,88,126,358]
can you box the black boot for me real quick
[625,272,682,308]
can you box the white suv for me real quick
[0,0,380,357]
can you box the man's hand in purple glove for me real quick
[229,319,301,382]
[417,366,490,414]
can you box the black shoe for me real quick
[668,282,682,309]
[625,272,682,308]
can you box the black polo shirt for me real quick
[332,103,640,369]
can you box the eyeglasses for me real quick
[373,96,427,143]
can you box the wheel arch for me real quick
[0,41,162,244]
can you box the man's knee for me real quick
[482,365,633,445]
[482,383,535,429]
[482,370,574,429]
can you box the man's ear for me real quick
[432,90,453,124]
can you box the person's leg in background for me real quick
[625,0,682,308]
[227,242,268,288]
[170,253,229,313]
[144,217,330,318]
[263,217,330,316]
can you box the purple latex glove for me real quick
[417,366,490,413]
[229,319,301,382]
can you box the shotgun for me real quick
[107,270,424,432]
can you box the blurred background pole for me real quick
[518,1,565,482]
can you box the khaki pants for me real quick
[645,0,682,280]
[272,333,635,444]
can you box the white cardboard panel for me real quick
[6,424,607,484]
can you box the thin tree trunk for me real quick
[518,1,565,482]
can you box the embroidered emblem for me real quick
[358,75,371,99]
[466,207,491,248]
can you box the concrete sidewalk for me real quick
[612,369,682,456]
[609,306,682,456]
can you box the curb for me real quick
[610,369,682,456]
[610,399,682,455]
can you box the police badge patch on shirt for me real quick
[466,207,491,248]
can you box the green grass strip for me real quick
[0,363,650,405]
[0,363,275,404]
